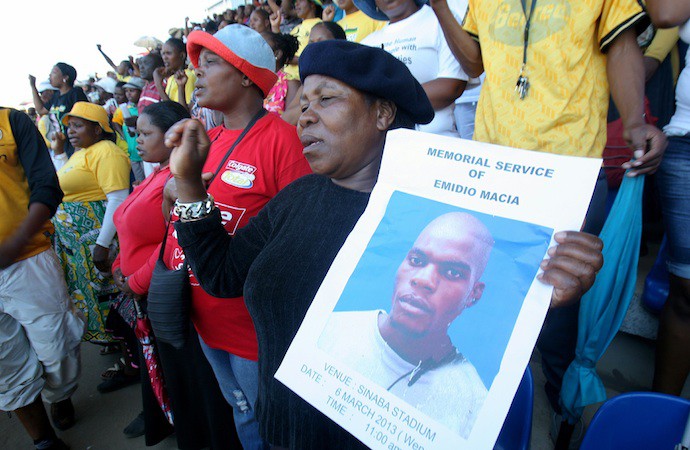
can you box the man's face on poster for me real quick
[389,216,491,337]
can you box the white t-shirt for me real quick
[319,310,487,439]
[446,0,484,105]
[664,20,690,136]
[363,5,469,137]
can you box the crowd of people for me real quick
[2,0,689,449]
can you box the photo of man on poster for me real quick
[319,212,495,438]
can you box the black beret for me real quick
[299,40,434,130]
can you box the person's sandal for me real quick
[97,366,139,393]
[101,358,125,380]
[50,398,76,431]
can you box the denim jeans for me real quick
[199,336,268,450]
[656,135,690,278]
[454,101,478,140]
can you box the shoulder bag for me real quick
[147,109,267,349]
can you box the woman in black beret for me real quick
[164,40,603,449]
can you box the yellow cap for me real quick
[61,102,113,134]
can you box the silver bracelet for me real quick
[174,194,215,221]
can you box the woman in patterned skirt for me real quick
[52,102,131,343]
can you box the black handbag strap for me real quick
[157,108,267,262]
[208,108,267,186]
[159,178,177,262]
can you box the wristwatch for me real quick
[174,194,215,221]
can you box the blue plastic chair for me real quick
[495,367,533,450]
[580,392,690,449]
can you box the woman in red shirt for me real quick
[163,25,312,450]
[108,101,239,448]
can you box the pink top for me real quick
[138,80,164,114]
[264,70,289,115]
[112,167,171,295]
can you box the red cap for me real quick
[186,27,277,98]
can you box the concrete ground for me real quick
[0,342,178,450]
[2,242,684,450]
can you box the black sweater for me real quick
[176,174,371,449]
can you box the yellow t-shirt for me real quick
[37,115,51,146]
[165,69,197,106]
[644,28,679,62]
[284,18,322,81]
[644,27,680,81]
[463,0,645,157]
[116,74,132,83]
[111,107,129,152]
[58,140,131,202]
[115,135,129,154]
[0,109,54,262]
[112,107,124,126]
[338,10,387,43]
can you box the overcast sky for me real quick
[2,0,209,107]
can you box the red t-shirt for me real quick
[167,113,311,361]
[138,80,164,114]
[112,168,171,295]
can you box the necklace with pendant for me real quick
[516,0,537,100]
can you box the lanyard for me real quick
[516,0,537,100]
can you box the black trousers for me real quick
[155,323,242,450]
[536,168,608,413]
